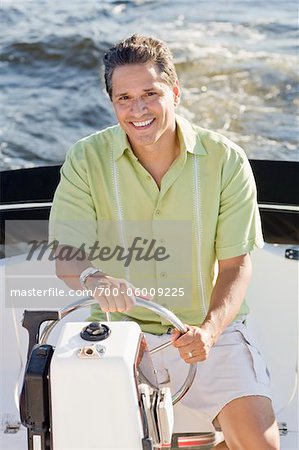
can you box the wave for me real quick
[1,35,110,70]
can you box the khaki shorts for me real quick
[145,319,272,432]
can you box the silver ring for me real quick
[188,351,193,358]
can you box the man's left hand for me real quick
[171,325,215,363]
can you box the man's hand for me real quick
[54,244,152,313]
[171,325,215,363]
[85,273,152,312]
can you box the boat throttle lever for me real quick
[22,310,60,359]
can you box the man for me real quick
[49,34,280,449]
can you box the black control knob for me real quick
[80,322,111,341]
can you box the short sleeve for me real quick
[215,147,264,260]
[48,143,98,250]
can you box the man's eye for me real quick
[119,96,129,101]
[145,92,156,97]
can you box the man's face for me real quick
[111,63,180,153]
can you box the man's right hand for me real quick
[85,273,151,312]
[54,245,151,312]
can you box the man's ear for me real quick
[173,79,181,107]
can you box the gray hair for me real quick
[103,34,178,99]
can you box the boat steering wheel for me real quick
[39,296,197,405]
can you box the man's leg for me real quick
[215,395,280,450]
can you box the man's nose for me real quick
[131,97,147,116]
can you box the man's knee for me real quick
[216,396,280,450]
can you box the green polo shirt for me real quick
[49,115,263,334]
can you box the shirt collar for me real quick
[113,114,207,161]
[175,114,207,156]
[112,125,135,161]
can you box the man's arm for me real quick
[172,253,252,362]
[201,253,252,343]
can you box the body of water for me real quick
[1,0,298,170]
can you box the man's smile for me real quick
[130,118,155,129]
